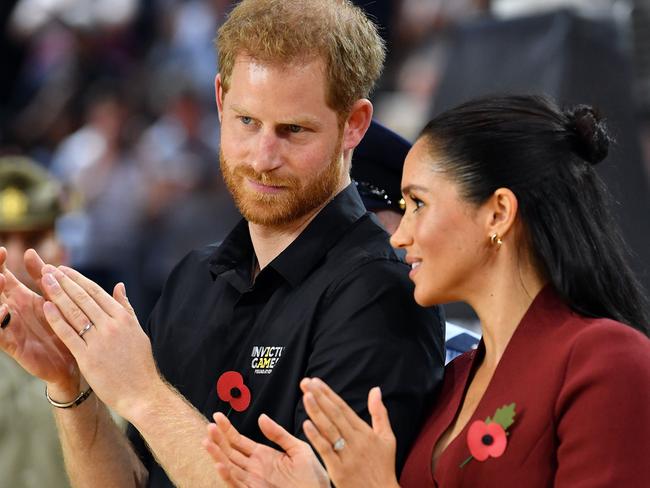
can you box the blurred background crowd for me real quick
[1,0,650,325]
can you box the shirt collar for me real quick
[208,218,254,289]
[271,182,367,286]
[208,183,367,287]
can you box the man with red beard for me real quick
[0,1,444,487]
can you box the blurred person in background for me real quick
[352,120,479,362]
[145,0,233,97]
[50,83,146,312]
[0,158,66,291]
[0,156,69,488]
[4,0,142,161]
[351,120,410,235]
[374,0,491,138]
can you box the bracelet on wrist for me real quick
[45,384,93,409]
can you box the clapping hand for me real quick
[37,265,160,418]
[0,247,80,391]
[204,378,402,488]
[204,412,329,488]
[300,378,401,488]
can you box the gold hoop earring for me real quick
[490,233,503,249]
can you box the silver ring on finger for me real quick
[78,322,95,338]
[333,437,345,452]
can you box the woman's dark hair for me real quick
[419,95,649,335]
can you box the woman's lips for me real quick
[409,261,421,279]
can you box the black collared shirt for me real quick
[128,184,445,487]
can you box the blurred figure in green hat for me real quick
[0,156,67,291]
[0,155,70,488]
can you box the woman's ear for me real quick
[485,187,518,241]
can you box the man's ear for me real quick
[215,73,224,122]
[342,99,373,152]
[484,187,518,240]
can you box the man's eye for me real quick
[240,116,252,125]
[288,125,302,133]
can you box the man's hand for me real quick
[0,247,80,391]
[204,412,329,488]
[39,265,163,419]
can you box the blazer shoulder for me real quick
[555,316,650,407]
[565,315,650,362]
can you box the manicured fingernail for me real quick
[1,311,10,329]
[303,419,315,433]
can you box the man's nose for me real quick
[250,129,284,173]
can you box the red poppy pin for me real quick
[217,371,251,413]
[460,402,516,468]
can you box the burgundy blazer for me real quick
[400,287,650,487]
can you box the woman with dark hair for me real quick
[204,95,650,487]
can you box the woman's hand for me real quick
[204,412,329,488]
[300,377,401,488]
[0,247,80,392]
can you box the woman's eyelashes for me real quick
[408,195,425,213]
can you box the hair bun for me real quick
[565,105,610,165]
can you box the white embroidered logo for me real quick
[250,346,285,375]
